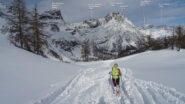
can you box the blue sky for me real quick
[2,0,185,26]
[2,0,40,4]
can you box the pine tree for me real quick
[163,36,168,48]
[181,27,185,48]
[147,35,154,49]
[81,40,90,61]
[92,41,98,57]
[170,27,175,50]
[8,0,29,49]
[29,5,46,55]
[175,26,183,51]
[147,35,163,50]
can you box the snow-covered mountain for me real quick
[42,12,146,61]
[0,3,176,61]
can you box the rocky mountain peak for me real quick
[0,2,8,17]
[83,19,100,28]
[39,10,64,21]
[104,12,124,22]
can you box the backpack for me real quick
[118,68,122,76]
[112,67,122,78]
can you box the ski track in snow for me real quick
[34,61,185,104]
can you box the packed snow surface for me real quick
[35,59,185,104]
[116,50,185,94]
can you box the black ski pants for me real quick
[112,77,120,87]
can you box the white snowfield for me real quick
[34,60,185,104]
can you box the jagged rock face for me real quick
[0,11,4,17]
[52,39,80,52]
[39,10,64,20]
[0,2,9,18]
[88,13,146,57]
[40,10,65,33]
[50,24,60,32]
[104,12,124,22]
[52,12,147,59]
[83,19,100,28]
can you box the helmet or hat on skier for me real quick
[114,63,118,67]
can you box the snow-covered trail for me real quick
[34,60,185,104]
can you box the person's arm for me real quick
[111,67,113,76]
[118,68,122,76]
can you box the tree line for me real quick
[81,26,185,61]
[147,26,185,51]
[6,0,46,56]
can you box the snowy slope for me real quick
[116,50,185,93]
[0,35,82,104]
[34,59,185,104]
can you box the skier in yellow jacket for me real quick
[112,63,122,94]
